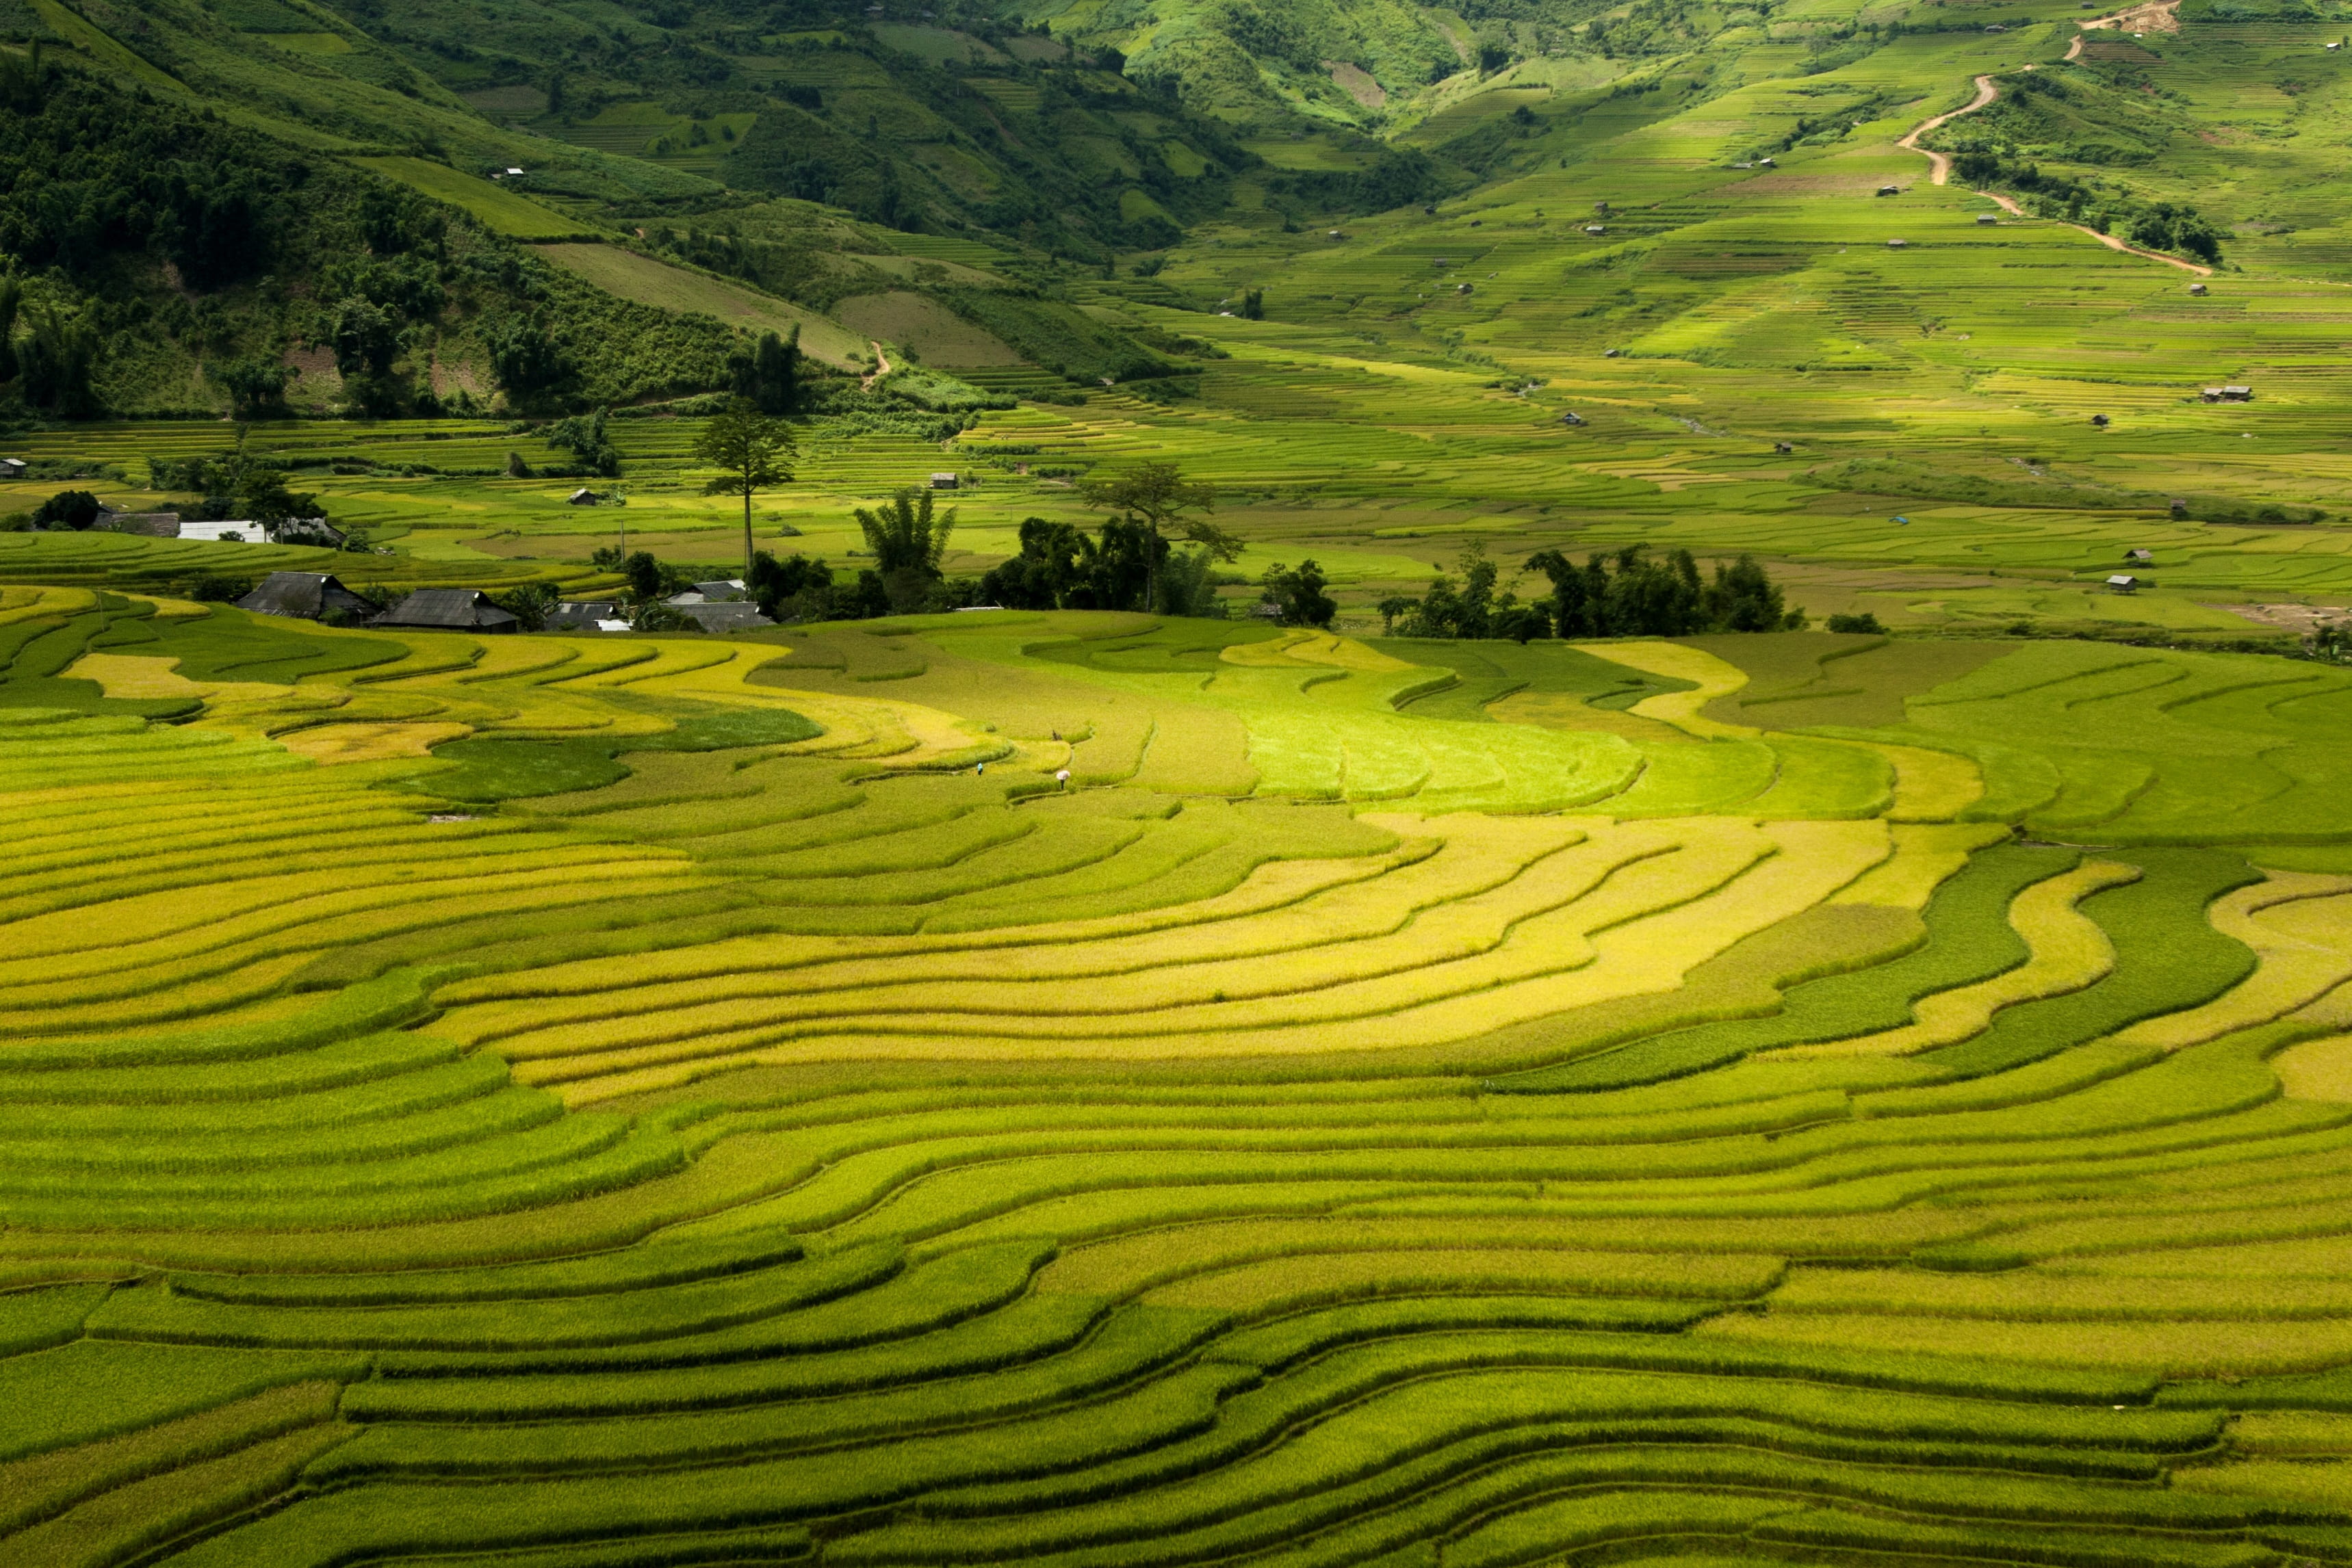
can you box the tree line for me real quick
[596,456,1254,627]
[1380,543,1806,642]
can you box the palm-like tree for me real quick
[853,487,957,610]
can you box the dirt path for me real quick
[2078,0,2183,40]
[2084,227,2214,274]
[860,340,892,391]
[1898,75,2000,184]
[1896,43,2212,276]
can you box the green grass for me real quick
[350,157,602,241]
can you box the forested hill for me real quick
[0,0,1276,421]
[0,53,747,421]
[0,0,2320,425]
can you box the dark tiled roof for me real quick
[378,588,519,631]
[546,600,625,629]
[672,602,775,633]
[237,571,374,620]
[97,511,183,538]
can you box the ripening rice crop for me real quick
[12,603,2352,1567]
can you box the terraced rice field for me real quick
[12,590,2352,1565]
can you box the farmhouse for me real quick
[177,520,263,543]
[1887,238,1908,249]
[671,601,775,633]
[2091,413,2110,428]
[2189,283,2209,295]
[1585,224,1606,235]
[567,488,603,506]
[667,580,749,604]
[2128,548,2154,562]
[545,599,628,631]
[1876,185,1902,197]
[929,473,959,489]
[376,588,519,633]
[273,517,346,548]
[236,571,376,622]
[1976,213,1998,225]
[0,458,24,478]
[96,510,182,536]
[1560,411,1586,426]
[2108,574,2143,592]
[2202,385,2253,402]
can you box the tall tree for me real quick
[731,328,799,415]
[853,486,957,612]
[1259,558,1335,627]
[1078,462,1238,616]
[694,397,796,583]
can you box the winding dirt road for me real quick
[1898,75,1999,185]
[1897,5,2212,277]
[860,339,893,391]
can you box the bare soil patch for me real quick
[1326,62,1386,109]
[2220,603,2347,633]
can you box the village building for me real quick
[236,572,377,623]
[272,517,346,548]
[97,510,183,536]
[177,520,266,543]
[545,600,628,632]
[376,588,519,633]
[667,580,749,605]
[670,601,775,633]
[929,473,959,489]
[2107,574,2143,593]
[2202,385,2253,402]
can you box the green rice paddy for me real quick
[15,0,2352,1559]
[10,586,2352,1564]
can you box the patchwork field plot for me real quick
[9,599,2352,1567]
